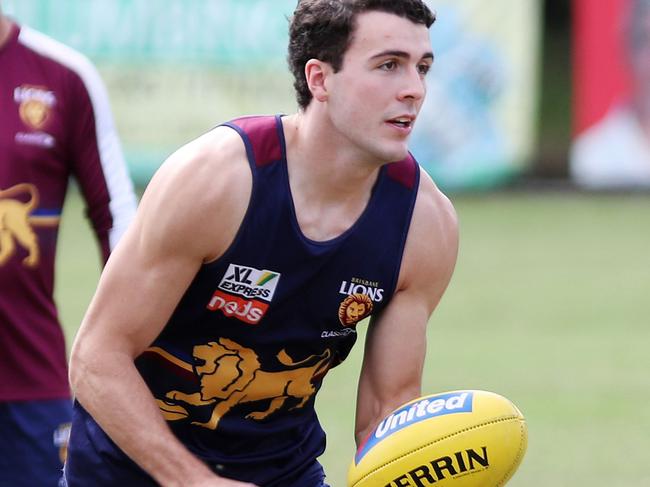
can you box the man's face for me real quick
[325,11,433,164]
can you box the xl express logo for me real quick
[207,264,281,324]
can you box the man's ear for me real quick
[305,59,331,103]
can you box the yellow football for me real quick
[348,390,527,486]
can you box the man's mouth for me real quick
[387,116,415,129]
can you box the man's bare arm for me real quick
[69,127,256,487]
[354,173,459,446]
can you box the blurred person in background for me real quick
[64,0,458,486]
[0,3,137,486]
[571,0,650,188]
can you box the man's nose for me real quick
[398,66,426,101]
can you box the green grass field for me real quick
[56,189,650,486]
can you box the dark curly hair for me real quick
[288,0,436,110]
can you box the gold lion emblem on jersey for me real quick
[338,293,373,326]
[155,338,332,430]
[19,99,50,129]
[0,183,40,267]
[15,85,55,130]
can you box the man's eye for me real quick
[418,64,431,75]
[380,61,397,71]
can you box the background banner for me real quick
[570,0,650,188]
[4,0,298,184]
[412,0,542,190]
[572,0,631,135]
[5,0,542,190]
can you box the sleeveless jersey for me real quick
[79,115,420,485]
[0,22,136,401]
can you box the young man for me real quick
[0,4,137,487]
[65,1,458,486]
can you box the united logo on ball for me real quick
[348,390,528,486]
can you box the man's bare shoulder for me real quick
[412,171,458,240]
[155,125,249,196]
[137,125,251,263]
[397,171,459,296]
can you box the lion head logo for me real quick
[15,85,55,130]
[19,99,50,129]
[338,293,373,326]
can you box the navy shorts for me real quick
[65,450,328,487]
[65,405,330,486]
[0,399,72,487]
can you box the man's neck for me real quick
[283,111,382,202]
[0,15,13,49]
[281,110,385,241]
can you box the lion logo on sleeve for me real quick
[156,338,332,430]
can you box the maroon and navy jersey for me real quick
[0,22,137,401]
[71,115,420,485]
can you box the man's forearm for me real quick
[70,351,216,486]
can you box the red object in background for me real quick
[573,0,632,135]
